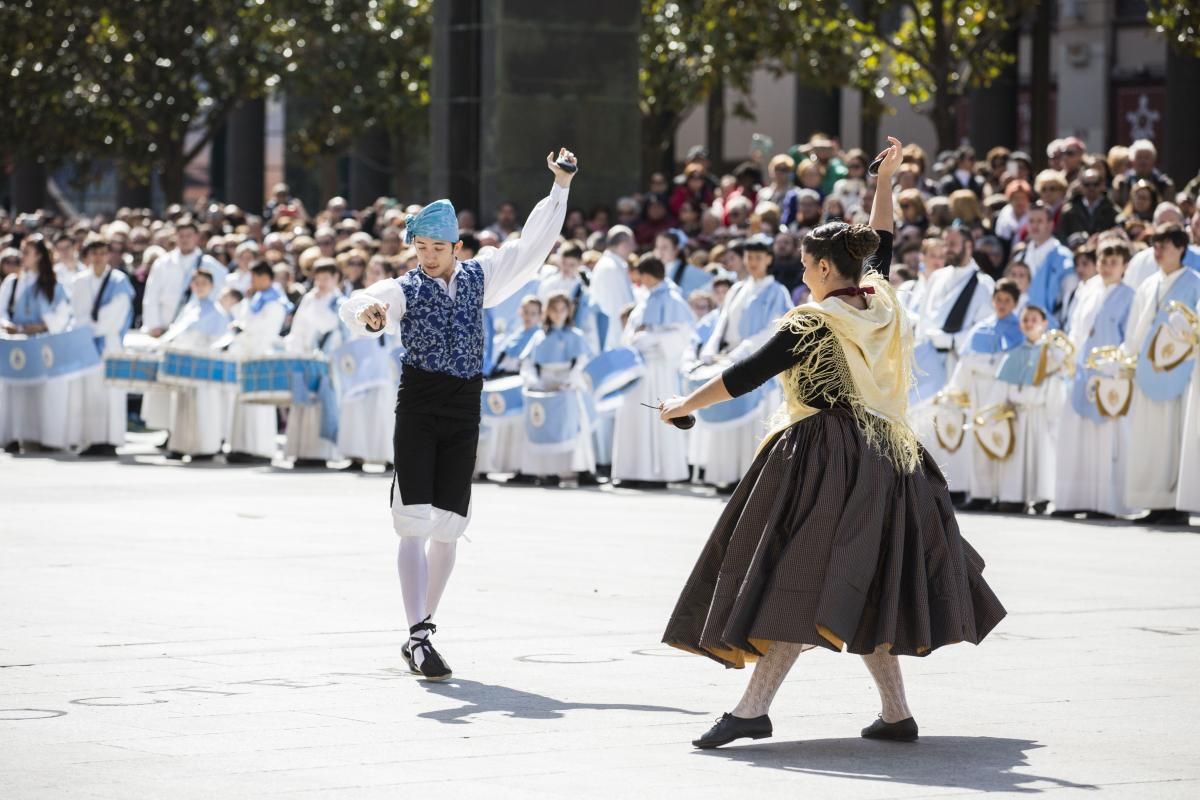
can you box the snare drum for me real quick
[482,375,525,417]
[583,347,645,413]
[158,348,239,388]
[104,352,162,391]
[523,388,582,450]
[686,362,763,426]
[240,355,329,405]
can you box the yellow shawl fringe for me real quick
[761,270,922,474]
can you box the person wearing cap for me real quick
[69,235,136,457]
[282,259,344,469]
[158,266,233,460]
[226,261,293,464]
[339,148,575,681]
[692,232,793,491]
[1121,223,1200,526]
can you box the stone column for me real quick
[432,0,641,223]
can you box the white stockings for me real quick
[730,641,913,722]
[397,537,458,629]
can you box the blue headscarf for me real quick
[404,199,459,244]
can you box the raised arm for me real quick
[481,148,576,308]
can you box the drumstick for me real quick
[640,402,696,430]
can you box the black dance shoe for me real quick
[78,444,118,458]
[3,441,19,454]
[339,459,365,473]
[861,716,919,742]
[956,497,991,512]
[1140,509,1192,527]
[401,618,452,682]
[692,713,772,749]
[576,472,601,486]
[225,451,271,465]
[292,458,327,470]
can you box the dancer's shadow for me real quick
[697,736,1097,793]
[417,678,707,725]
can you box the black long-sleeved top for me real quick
[723,230,893,401]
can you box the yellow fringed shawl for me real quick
[762,271,921,474]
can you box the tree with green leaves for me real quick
[1148,1,1200,57]
[275,0,433,198]
[639,0,861,177]
[854,0,1034,155]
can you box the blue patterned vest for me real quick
[399,260,486,379]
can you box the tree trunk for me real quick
[859,91,881,154]
[11,160,47,213]
[705,74,725,172]
[161,138,187,205]
[1165,44,1200,189]
[350,125,392,209]
[931,100,959,155]
[929,0,957,154]
[1030,0,1052,172]
[225,98,266,212]
[116,174,153,210]
[641,112,677,183]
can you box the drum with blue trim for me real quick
[158,347,239,388]
[523,388,582,450]
[583,346,645,413]
[104,352,161,390]
[240,355,329,405]
[482,375,524,417]
[1,329,102,383]
[686,362,763,426]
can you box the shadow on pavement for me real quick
[417,677,707,724]
[695,735,1098,793]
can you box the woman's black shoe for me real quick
[861,716,919,742]
[692,713,772,749]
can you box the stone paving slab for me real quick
[2,445,1199,798]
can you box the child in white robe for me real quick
[476,295,541,479]
[994,306,1059,512]
[948,278,1025,510]
[160,268,231,458]
[69,235,135,456]
[1122,224,1200,525]
[227,262,291,463]
[692,234,792,491]
[612,255,695,487]
[518,292,596,483]
[1054,240,1136,517]
[0,236,75,451]
[283,260,343,467]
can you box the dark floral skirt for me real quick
[663,409,1006,668]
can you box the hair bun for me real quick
[843,224,880,261]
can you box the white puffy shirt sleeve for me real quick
[340,279,407,339]
[480,183,568,308]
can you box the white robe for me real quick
[1007,376,1063,505]
[340,181,569,539]
[950,350,1023,503]
[68,269,131,449]
[227,296,287,459]
[611,298,693,484]
[282,290,342,462]
[159,306,229,456]
[0,273,75,449]
[693,276,785,487]
[1054,280,1134,515]
[1123,269,1190,509]
[910,263,994,494]
[1177,359,1200,513]
[589,250,635,351]
[518,351,596,477]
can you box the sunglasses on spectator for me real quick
[1081,181,1101,188]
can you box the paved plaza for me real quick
[2,441,1199,798]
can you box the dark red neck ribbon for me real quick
[826,285,875,299]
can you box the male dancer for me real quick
[341,148,575,680]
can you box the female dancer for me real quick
[659,137,1005,749]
